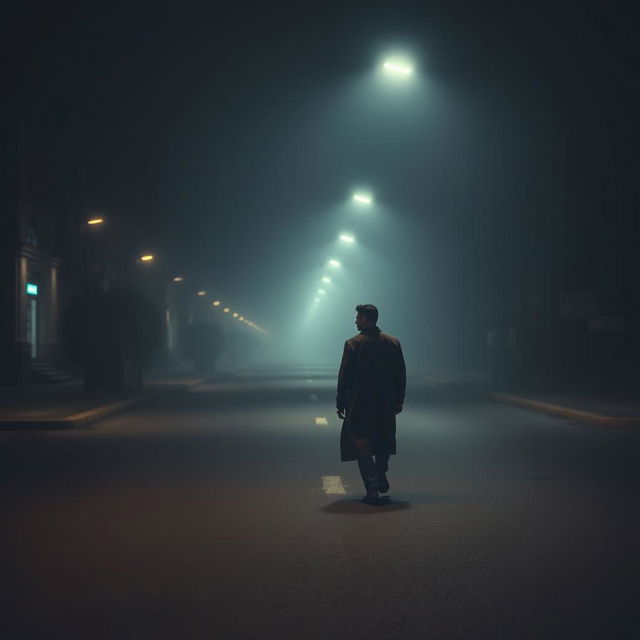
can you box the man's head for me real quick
[355,304,379,331]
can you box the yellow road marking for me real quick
[322,475,346,495]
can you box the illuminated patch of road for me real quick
[315,417,328,426]
[322,475,346,495]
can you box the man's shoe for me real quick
[377,472,390,494]
[362,491,383,506]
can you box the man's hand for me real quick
[337,408,346,420]
[395,404,403,415]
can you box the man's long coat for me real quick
[336,326,406,461]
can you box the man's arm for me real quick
[395,342,406,414]
[336,341,354,419]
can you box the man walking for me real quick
[337,304,406,505]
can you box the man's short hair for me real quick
[356,304,378,324]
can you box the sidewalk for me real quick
[0,369,203,429]
[418,373,640,427]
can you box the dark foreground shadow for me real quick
[322,497,411,514]
[321,492,462,513]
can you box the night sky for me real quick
[5,0,640,365]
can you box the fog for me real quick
[6,1,639,384]
[245,48,552,373]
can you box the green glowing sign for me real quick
[26,283,38,296]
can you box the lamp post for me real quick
[82,216,105,295]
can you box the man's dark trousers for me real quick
[357,454,390,491]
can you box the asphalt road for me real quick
[2,368,640,639]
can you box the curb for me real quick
[485,391,640,428]
[0,379,203,430]
[416,376,640,428]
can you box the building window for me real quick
[25,224,38,247]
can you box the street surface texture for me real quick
[1,368,639,639]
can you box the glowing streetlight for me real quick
[139,255,154,263]
[317,289,326,295]
[352,193,372,205]
[339,233,355,244]
[322,276,331,284]
[212,300,221,306]
[232,312,239,318]
[239,316,244,321]
[82,217,106,294]
[197,290,206,296]
[223,308,230,313]
[383,61,413,76]
[328,259,341,268]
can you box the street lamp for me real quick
[317,289,326,295]
[212,300,221,306]
[196,290,206,296]
[173,276,184,282]
[223,308,230,313]
[322,276,331,284]
[339,233,355,244]
[328,259,341,268]
[352,193,372,205]
[232,312,239,318]
[139,255,154,263]
[382,60,413,76]
[82,216,106,294]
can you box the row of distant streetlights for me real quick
[176,279,268,334]
[86,216,266,334]
[311,191,372,305]
[309,56,412,308]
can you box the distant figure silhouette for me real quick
[336,304,406,505]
